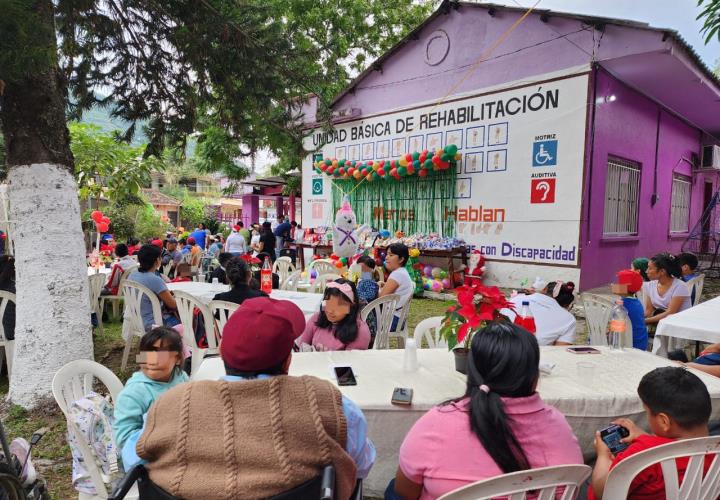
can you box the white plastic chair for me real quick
[437,464,591,500]
[389,298,412,348]
[603,436,720,500]
[0,290,16,379]
[308,259,337,278]
[361,294,399,350]
[311,273,342,294]
[686,273,705,307]
[88,273,106,335]
[280,270,303,291]
[52,360,138,500]
[580,293,615,346]
[208,300,240,340]
[272,256,296,285]
[120,281,162,371]
[100,264,138,321]
[173,290,216,377]
[414,316,447,348]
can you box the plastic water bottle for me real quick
[261,256,273,294]
[608,299,629,350]
[403,338,418,372]
[514,301,536,334]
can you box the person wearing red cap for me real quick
[134,297,375,499]
[224,224,248,256]
[150,238,163,249]
[615,269,649,350]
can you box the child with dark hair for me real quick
[591,367,712,499]
[298,278,371,351]
[677,252,700,304]
[389,322,581,499]
[643,253,692,325]
[213,257,267,306]
[114,326,188,466]
[209,252,233,285]
[355,255,379,307]
[504,280,576,346]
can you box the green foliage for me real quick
[69,122,159,203]
[179,196,208,229]
[699,0,720,43]
[193,126,250,181]
[134,203,172,241]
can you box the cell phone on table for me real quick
[600,424,630,454]
[333,366,357,386]
[391,388,413,405]
[566,347,601,354]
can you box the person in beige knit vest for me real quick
[135,296,375,500]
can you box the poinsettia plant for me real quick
[440,283,515,350]
[240,254,262,273]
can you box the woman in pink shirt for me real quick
[388,321,583,500]
[298,279,371,351]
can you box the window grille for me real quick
[603,157,641,236]
[670,175,691,233]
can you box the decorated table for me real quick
[166,282,323,319]
[192,346,720,495]
[652,296,720,357]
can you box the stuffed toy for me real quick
[463,250,486,286]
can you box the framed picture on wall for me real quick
[466,126,485,149]
[409,135,424,153]
[376,140,390,159]
[465,152,483,173]
[335,146,346,159]
[446,129,463,150]
[348,144,360,161]
[362,142,374,160]
[426,132,443,152]
[392,138,406,157]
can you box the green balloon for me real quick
[441,153,450,162]
[398,166,407,176]
[424,159,433,168]
[325,159,332,166]
[412,151,420,160]
[445,144,458,156]
[413,159,421,168]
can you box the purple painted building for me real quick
[301,1,720,290]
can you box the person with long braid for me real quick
[387,321,582,500]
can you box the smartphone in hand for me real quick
[600,424,630,454]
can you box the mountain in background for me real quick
[80,105,149,147]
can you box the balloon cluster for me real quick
[421,265,451,292]
[313,144,461,182]
[91,210,111,233]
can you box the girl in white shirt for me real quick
[643,253,691,324]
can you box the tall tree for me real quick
[698,0,720,43]
[0,0,432,407]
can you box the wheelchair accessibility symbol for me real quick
[532,140,557,167]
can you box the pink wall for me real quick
[579,69,715,289]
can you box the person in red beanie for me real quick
[614,269,649,350]
[132,297,375,500]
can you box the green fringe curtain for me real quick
[331,172,456,235]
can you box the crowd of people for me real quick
[71,226,720,499]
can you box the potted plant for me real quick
[440,283,514,374]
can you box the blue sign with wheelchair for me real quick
[532,140,557,167]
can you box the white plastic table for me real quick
[166,281,323,318]
[652,296,720,357]
[192,346,720,496]
[87,267,111,276]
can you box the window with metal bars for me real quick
[603,157,641,236]
[670,175,691,233]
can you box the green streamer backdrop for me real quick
[331,172,457,235]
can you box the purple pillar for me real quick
[241,195,259,227]
[275,196,284,220]
[289,194,296,222]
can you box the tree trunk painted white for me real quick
[7,163,94,408]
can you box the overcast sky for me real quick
[488,0,719,68]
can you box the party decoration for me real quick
[463,250,486,286]
[314,144,460,183]
[332,197,368,260]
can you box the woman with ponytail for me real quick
[388,322,582,500]
[642,253,692,325]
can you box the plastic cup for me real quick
[212,277,219,285]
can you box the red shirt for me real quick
[590,435,713,500]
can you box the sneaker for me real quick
[10,438,36,486]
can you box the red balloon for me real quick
[405,153,412,163]
[345,161,351,166]
[432,156,441,165]
[422,149,429,157]
[377,168,385,176]
[96,222,109,232]
[407,165,415,175]
[418,169,428,178]
[338,167,345,175]
[320,164,327,171]
[347,167,355,176]
[101,216,110,224]
[390,167,398,176]
[393,174,401,181]
[91,210,103,223]
[367,160,374,166]
[390,160,396,168]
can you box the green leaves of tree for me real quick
[698,0,720,43]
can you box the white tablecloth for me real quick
[87,267,111,276]
[166,282,323,318]
[653,296,720,356]
[192,346,720,495]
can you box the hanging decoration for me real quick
[314,144,460,183]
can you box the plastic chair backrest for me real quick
[272,256,296,284]
[281,270,303,291]
[311,273,342,294]
[309,259,337,278]
[437,464,592,500]
[52,360,126,499]
[0,290,15,344]
[580,293,615,346]
[88,273,105,312]
[122,280,163,334]
[686,273,705,307]
[161,262,173,277]
[173,290,215,377]
[414,316,446,348]
[208,300,240,340]
[603,436,720,500]
[117,265,139,297]
[361,294,399,350]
